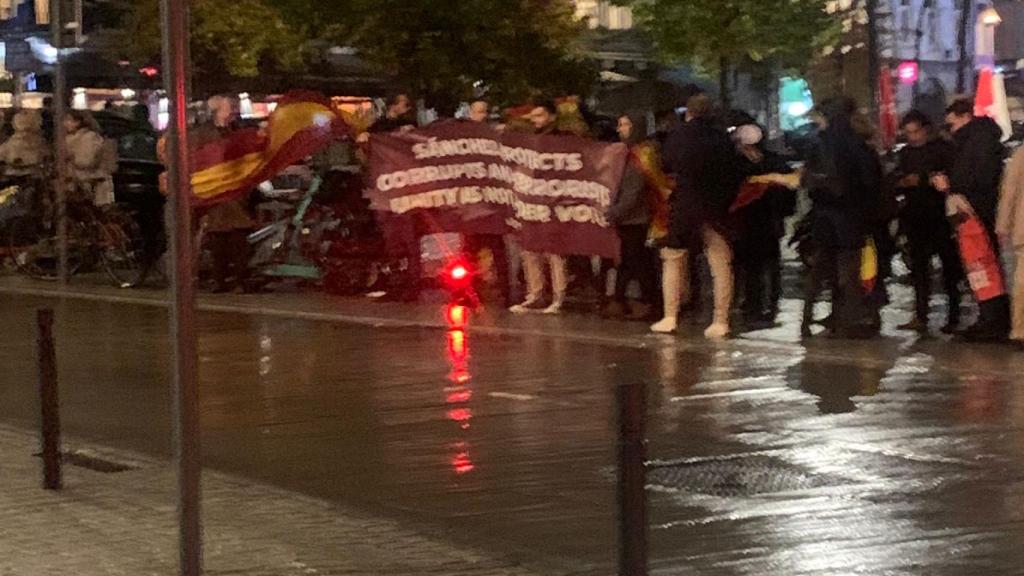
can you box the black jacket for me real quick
[661,117,741,247]
[896,138,954,223]
[736,150,795,251]
[950,117,1005,226]
[370,114,416,133]
[803,122,881,249]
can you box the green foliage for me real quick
[118,0,593,104]
[616,0,839,80]
[120,0,308,78]
[279,0,595,105]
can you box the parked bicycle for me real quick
[5,181,150,287]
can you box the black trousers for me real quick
[208,229,251,288]
[803,245,867,333]
[739,244,782,319]
[903,215,962,324]
[614,224,658,304]
[970,218,1011,334]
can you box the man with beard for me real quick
[933,98,1010,342]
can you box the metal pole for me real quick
[50,0,68,283]
[159,0,201,574]
[72,0,82,46]
[866,0,881,118]
[957,0,971,94]
[617,382,647,576]
[37,308,62,491]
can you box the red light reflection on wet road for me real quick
[444,305,474,475]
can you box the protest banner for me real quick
[366,121,628,260]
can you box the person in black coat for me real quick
[894,110,962,334]
[733,124,796,329]
[801,97,880,339]
[651,94,742,339]
[934,98,1011,341]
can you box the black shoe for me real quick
[829,323,878,340]
[957,324,1009,343]
[744,313,776,331]
[800,322,813,338]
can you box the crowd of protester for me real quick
[4,88,1024,349]
[360,90,1024,347]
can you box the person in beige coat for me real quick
[0,110,49,178]
[997,147,1024,347]
[64,109,116,206]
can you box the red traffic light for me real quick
[450,265,468,281]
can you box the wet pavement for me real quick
[2,285,1024,574]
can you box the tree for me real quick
[118,0,308,87]
[116,0,594,104]
[616,0,838,107]
[276,0,596,106]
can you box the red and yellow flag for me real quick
[190,91,348,207]
[628,142,672,243]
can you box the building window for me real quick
[575,0,599,28]
[607,5,633,29]
[576,1,633,29]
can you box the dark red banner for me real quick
[366,120,628,259]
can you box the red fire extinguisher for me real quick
[956,215,1006,303]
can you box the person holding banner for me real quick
[997,146,1024,349]
[509,100,570,315]
[933,98,1011,342]
[462,99,512,307]
[366,93,424,302]
[652,94,742,339]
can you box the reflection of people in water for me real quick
[791,361,886,415]
[948,349,1009,423]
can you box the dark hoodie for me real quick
[802,100,882,249]
[949,116,1005,226]
[607,112,650,227]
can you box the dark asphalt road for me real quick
[2,292,1024,575]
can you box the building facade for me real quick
[574,0,634,30]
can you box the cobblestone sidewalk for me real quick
[0,425,558,576]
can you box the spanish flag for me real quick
[190,91,348,207]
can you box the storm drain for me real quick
[647,455,847,497]
[35,451,138,473]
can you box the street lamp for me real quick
[980,6,1002,26]
[975,4,1001,70]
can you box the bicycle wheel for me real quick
[98,208,149,288]
[9,216,55,279]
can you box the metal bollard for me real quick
[617,381,647,576]
[37,308,62,491]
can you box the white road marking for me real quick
[488,392,538,402]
